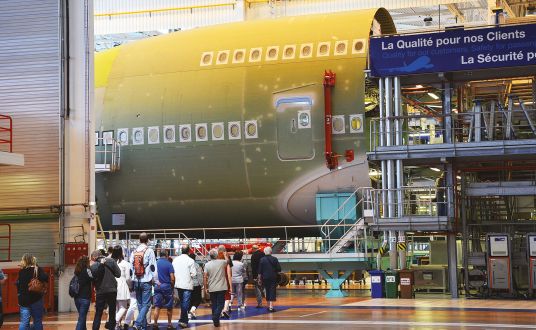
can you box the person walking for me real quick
[17,253,49,330]
[204,249,231,327]
[188,253,203,320]
[216,246,233,318]
[90,249,121,330]
[250,245,265,308]
[0,267,7,327]
[231,253,246,310]
[130,232,157,330]
[152,250,175,330]
[73,256,92,330]
[172,245,196,329]
[113,246,132,329]
[258,247,281,312]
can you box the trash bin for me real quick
[385,270,399,298]
[369,270,385,298]
[399,269,415,299]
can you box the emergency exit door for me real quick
[276,97,314,160]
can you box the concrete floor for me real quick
[4,290,536,329]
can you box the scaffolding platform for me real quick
[367,139,536,164]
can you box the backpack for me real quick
[133,248,148,278]
[68,275,80,298]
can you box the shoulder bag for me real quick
[28,267,47,295]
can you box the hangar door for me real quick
[276,98,314,160]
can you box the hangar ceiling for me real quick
[94,0,536,51]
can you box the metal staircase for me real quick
[320,187,373,254]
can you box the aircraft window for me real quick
[233,49,245,63]
[200,52,213,66]
[245,120,258,139]
[132,127,144,145]
[181,127,190,140]
[349,114,363,133]
[163,125,175,143]
[247,124,256,135]
[285,48,293,57]
[301,44,312,57]
[351,117,361,130]
[353,39,365,54]
[332,115,345,134]
[266,46,279,61]
[228,121,241,140]
[250,48,262,62]
[117,129,128,145]
[148,126,160,144]
[212,123,224,140]
[165,128,174,140]
[217,51,229,65]
[317,42,330,57]
[335,41,348,55]
[231,124,240,137]
[299,112,310,127]
[196,124,208,141]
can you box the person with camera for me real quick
[17,253,49,330]
[90,249,121,330]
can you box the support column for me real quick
[389,230,397,270]
[318,269,354,298]
[58,0,95,312]
[394,77,404,218]
[447,232,459,298]
[398,231,407,270]
[443,81,453,144]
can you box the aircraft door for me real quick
[276,97,314,160]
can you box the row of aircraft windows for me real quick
[96,120,259,146]
[96,114,364,146]
[200,39,366,66]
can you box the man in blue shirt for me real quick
[153,250,175,330]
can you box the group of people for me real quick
[65,232,281,329]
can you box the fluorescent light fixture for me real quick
[456,176,461,180]
[416,85,424,88]
[418,194,436,199]
[430,167,441,172]
[427,92,439,100]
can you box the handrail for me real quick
[320,187,372,239]
[96,136,121,172]
[0,224,12,262]
[0,114,13,153]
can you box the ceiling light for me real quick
[427,92,439,100]
[416,85,424,88]
[456,176,461,180]
[430,167,441,172]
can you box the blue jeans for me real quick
[134,282,153,329]
[177,288,192,325]
[19,298,44,330]
[210,291,226,326]
[75,297,90,330]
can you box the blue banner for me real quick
[369,23,536,77]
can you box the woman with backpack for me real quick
[17,253,49,330]
[72,256,92,330]
[113,246,132,329]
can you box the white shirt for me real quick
[172,254,196,290]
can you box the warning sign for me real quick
[397,242,407,251]
[400,278,411,286]
[371,276,381,284]
[386,276,396,283]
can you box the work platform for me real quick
[367,139,536,164]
